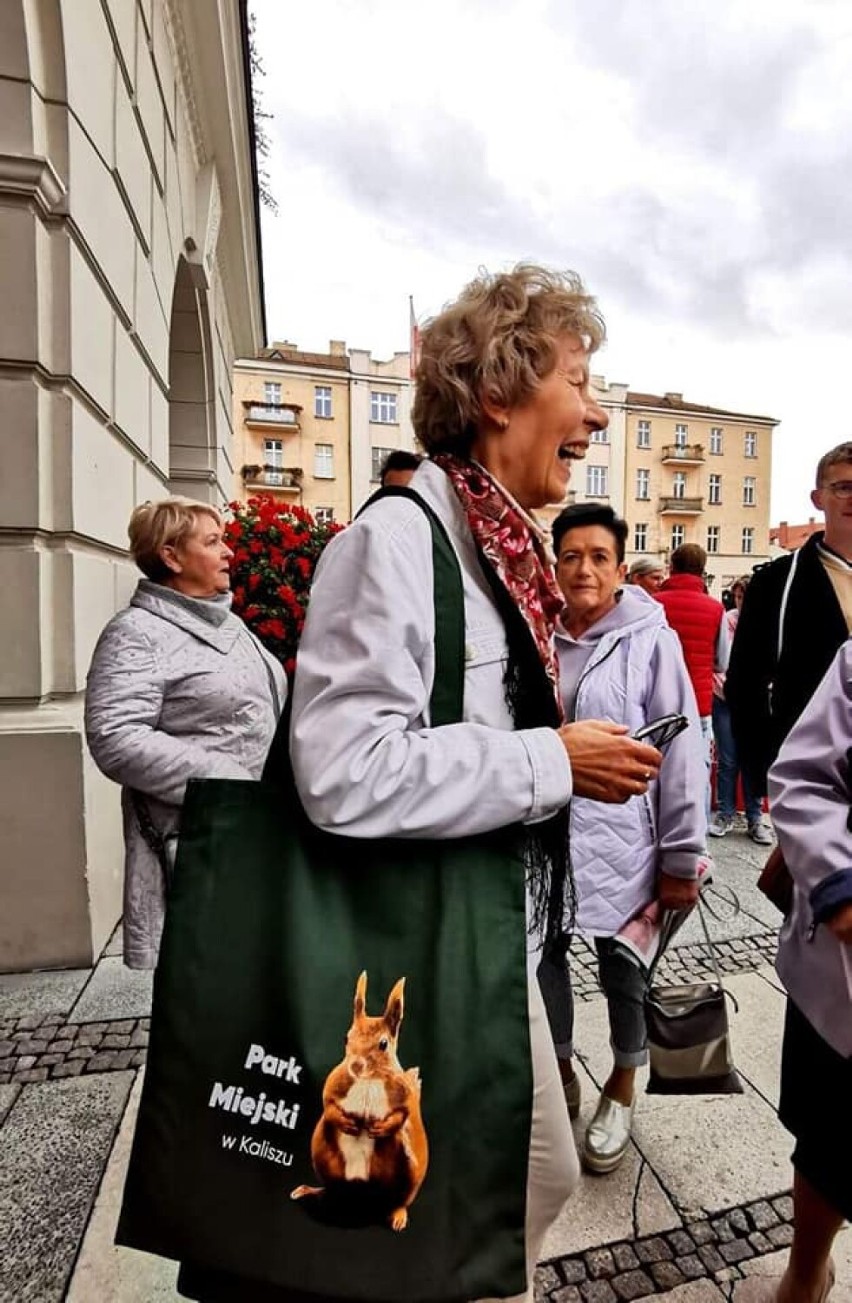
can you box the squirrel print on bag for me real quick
[291,971,429,1231]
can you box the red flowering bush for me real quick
[225,496,344,676]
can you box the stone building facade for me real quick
[0,0,264,970]
[233,343,415,521]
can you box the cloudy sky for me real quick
[251,0,852,524]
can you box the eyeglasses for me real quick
[823,480,852,499]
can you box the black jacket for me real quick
[726,532,848,796]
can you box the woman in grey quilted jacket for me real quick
[85,498,286,969]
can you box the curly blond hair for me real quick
[412,263,605,457]
[128,497,222,581]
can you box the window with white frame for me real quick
[742,526,754,554]
[674,423,688,448]
[636,467,650,500]
[710,426,723,455]
[370,391,398,423]
[314,506,334,525]
[637,419,651,449]
[744,430,757,458]
[586,464,608,497]
[634,523,648,551]
[707,524,720,554]
[371,446,394,483]
[314,443,334,479]
[590,428,609,443]
[743,476,756,506]
[672,470,687,499]
[263,439,283,467]
[264,381,281,405]
[708,473,722,505]
[671,524,685,548]
[314,385,332,419]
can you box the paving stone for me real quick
[698,1245,726,1273]
[611,1269,653,1299]
[729,1208,750,1234]
[129,1027,149,1048]
[109,1020,136,1035]
[651,1259,686,1289]
[48,1039,75,1055]
[0,1039,15,1058]
[131,1050,147,1068]
[748,1231,772,1254]
[100,1033,131,1050]
[668,1230,696,1256]
[771,1196,794,1221]
[51,1062,86,1079]
[562,1260,588,1285]
[16,1054,38,1071]
[636,1236,673,1264]
[68,1046,95,1060]
[580,1282,617,1302]
[689,1222,715,1246]
[767,1223,794,1248]
[76,1029,104,1047]
[37,1054,63,1068]
[0,1070,11,1085]
[67,958,153,1023]
[553,1290,582,1303]
[535,1264,562,1294]
[711,1216,735,1243]
[0,1082,20,1123]
[747,1200,779,1231]
[13,1068,49,1084]
[0,1071,134,1302]
[84,1052,128,1073]
[720,1239,754,1264]
[612,1245,639,1272]
[676,1253,706,1279]
[0,969,91,1020]
[586,1249,616,1280]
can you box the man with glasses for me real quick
[727,441,852,803]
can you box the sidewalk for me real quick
[1,830,850,1303]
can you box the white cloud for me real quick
[251,0,852,523]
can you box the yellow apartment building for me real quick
[233,343,415,522]
[622,391,777,593]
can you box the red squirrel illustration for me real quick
[291,971,429,1231]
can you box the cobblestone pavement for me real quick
[4,828,840,1302]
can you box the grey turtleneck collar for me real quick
[135,578,232,628]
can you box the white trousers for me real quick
[475,973,580,1303]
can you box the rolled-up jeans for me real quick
[538,937,650,1070]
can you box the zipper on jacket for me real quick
[571,638,621,722]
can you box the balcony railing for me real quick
[659,495,703,514]
[244,403,300,428]
[240,464,303,491]
[661,443,704,463]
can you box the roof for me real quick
[626,391,777,424]
[258,348,351,371]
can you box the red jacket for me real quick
[655,574,724,716]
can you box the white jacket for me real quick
[555,587,706,935]
[290,460,572,848]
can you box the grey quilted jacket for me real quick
[85,579,286,969]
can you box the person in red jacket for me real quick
[655,543,730,824]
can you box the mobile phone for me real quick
[632,713,689,750]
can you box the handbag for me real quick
[756,844,793,917]
[116,489,533,1303]
[645,897,743,1095]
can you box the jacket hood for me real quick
[555,583,666,647]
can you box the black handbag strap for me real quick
[130,790,173,891]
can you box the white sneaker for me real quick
[748,819,774,847]
[708,814,734,837]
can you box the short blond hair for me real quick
[412,263,605,457]
[128,497,222,581]
[816,441,852,486]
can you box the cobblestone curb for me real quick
[570,931,777,1001]
[535,1194,794,1300]
[0,1013,149,1084]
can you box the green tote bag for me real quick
[116,491,533,1303]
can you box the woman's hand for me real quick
[826,901,852,944]
[657,872,700,911]
[558,720,662,803]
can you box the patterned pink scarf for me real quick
[434,454,564,716]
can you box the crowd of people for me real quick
[84,265,851,1303]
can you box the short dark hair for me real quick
[670,543,706,575]
[816,441,852,486]
[551,502,628,565]
[380,449,423,484]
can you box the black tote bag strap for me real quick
[364,485,465,727]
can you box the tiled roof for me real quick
[626,391,777,423]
